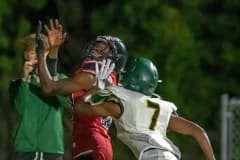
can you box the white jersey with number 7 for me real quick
[108,86,181,160]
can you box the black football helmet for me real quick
[83,35,128,73]
[111,37,128,73]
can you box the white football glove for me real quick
[94,59,115,89]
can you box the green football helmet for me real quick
[121,57,159,96]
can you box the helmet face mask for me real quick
[84,36,115,60]
[83,35,128,73]
[91,41,111,58]
[121,57,159,96]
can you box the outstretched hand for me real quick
[36,20,44,55]
[44,19,67,48]
[95,59,115,89]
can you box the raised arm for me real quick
[45,18,67,77]
[36,19,96,96]
[168,115,216,160]
[37,52,95,95]
[74,86,121,118]
[45,18,67,59]
[74,98,121,118]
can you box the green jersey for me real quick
[9,74,70,154]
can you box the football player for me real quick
[36,30,128,160]
[74,57,216,160]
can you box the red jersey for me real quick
[72,58,116,159]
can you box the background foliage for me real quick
[1,0,240,159]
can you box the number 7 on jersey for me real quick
[147,99,160,130]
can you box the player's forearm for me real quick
[38,56,92,95]
[74,98,116,117]
[48,46,59,59]
[168,116,215,160]
[192,127,216,160]
[74,101,99,117]
[37,54,57,95]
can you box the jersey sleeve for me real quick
[56,95,71,110]
[170,103,178,116]
[9,79,21,107]
[78,58,100,75]
[88,89,124,116]
[171,103,177,112]
[9,79,29,115]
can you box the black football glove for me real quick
[35,20,44,55]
